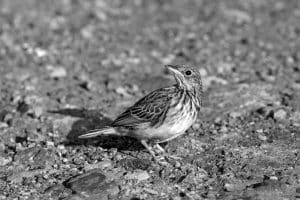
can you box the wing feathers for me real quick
[112,87,176,127]
[78,127,117,138]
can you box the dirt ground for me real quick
[0,0,299,199]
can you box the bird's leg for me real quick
[140,140,156,158]
[141,140,175,166]
[155,143,182,161]
[155,143,166,153]
[140,140,170,165]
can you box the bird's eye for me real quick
[185,70,192,76]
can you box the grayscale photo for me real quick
[0,0,299,199]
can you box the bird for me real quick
[79,64,202,159]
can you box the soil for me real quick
[0,0,299,199]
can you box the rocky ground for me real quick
[0,0,299,199]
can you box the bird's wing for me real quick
[112,87,176,128]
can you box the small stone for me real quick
[144,188,158,195]
[81,25,94,39]
[44,183,72,198]
[220,126,228,133]
[0,155,12,166]
[217,62,234,75]
[3,113,13,125]
[161,54,175,65]
[256,129,264,133]
[274,109,287,121]
[98,160,112,168]
[214,117,222,124]
[65,170,109,194]
[192,122,200,130]
[47,65,67,78]
[270,176,278,181]
[224,9,252,24]
[125,170,150,182]
[0,195,7,200]
[46,141,55,147]
[198,68,207,77]
[57,145,66,150]
[258,134,267,141]
[115,86,131,98]
[229,111,242,118]
[52,116,77,135]
[175,161,181,168]
[32,106,43,118]
[35,48,48,57]
[224,183,245,191]
[0,122,8,128]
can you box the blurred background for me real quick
[0,0,299,199]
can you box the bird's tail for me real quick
[78,126,117,138]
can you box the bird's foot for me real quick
[154,144,182,161]
[140,140,181,165]
[140,140,157,158]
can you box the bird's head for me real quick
[166,64,202,92]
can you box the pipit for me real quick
[79,65,202,159]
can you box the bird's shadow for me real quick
[48,108,144,151]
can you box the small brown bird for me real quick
[79,65,202,158]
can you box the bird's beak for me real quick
[165,65,186,87]
[165,65,182,76]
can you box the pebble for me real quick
[198,68,208,77]
[0,155,12,166]
[115,86,131,98]
[224,183,245,191]
[258,134,268,141]
[224,9,252,24]
[98,160,113,169]
[32,106,43,118]
[274,109,287,121]
[270,176,278,181]
[217,62,234,75]
[174,161,181,168]
[65,170,107,193]
[220,126,228,133]
[46,141,55,147]
[35,48,48,57]
[57,144,66,151]
[52,116,77,134]
[161,54,175,65]
[229,111,242,118]
[47,65,67,78]
[144,188,158,195]
[0,122,8,128]
[125,170,150,182]
[192,122,200,130]
[214,117,223,124]
[256,129,264,133]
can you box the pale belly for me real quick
[133,102,197,143]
